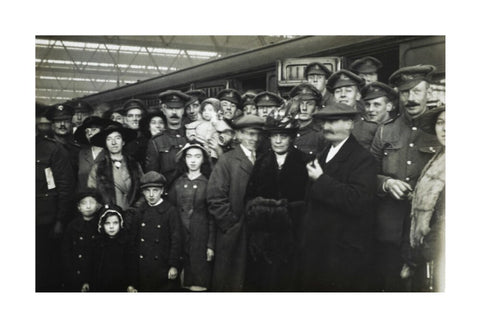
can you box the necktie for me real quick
[249,151,256,165]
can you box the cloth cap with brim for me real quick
[70,100,93,114]
[241,92,257,107]
[327,70,365,93]
[417,106,445,135]
[349,56,383,74]
[304,62,332,78]
[289,83,322,103]
[140,171,167,188]
[73,116,112,145]
[121,99,147,115]
[175,142,211,163]
[98,204,124,232]
[75,187,103,204]
[46,103,75,121]
[159,90,190,108]
[231,114,266,130]
[253,91,284,107]
[361,81,398,102]
[185,90,207,106]
[312,103,359,120]
[217,89,242,105]
[388,64,436,91]
[89,122,137,148]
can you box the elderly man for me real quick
[145,90,189,186]
[289,83,326,159]
[184,89,207,124]
[370,64,440,291]
[299,103,378,291]
[352,82,397,150]
[304,62,335,107]
[349,56,383,85]
[207,114,265,291]
[327,69,366,113]
[217,88,242,122]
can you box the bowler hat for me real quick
[388,64,436,91]
[89,122,137,148]
[140,171,167,189]
[73,116,111,145]
[349,56,383,74]
[326,70,365,93]
[312,103,359,120]
[417,106,445,135]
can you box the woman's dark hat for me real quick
[89,122,137,148]
[73,116,111,145]
[417,106,445,135]
[264,100,300,135]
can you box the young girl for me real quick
[169,142,215,291]
[87,204,137,292]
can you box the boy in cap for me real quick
[349,56,383,85]
[134,171,182,291]
[304,62,334,107]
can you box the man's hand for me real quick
[207,138,223,157]
[206,248,214,262]
[168,267,178,280]
[81,283,90,292]
[384,178,413,200]
[127,286,138,292]
[306,159,323,181]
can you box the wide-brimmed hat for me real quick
[417,106,445,135]
[263,101,300,135]
[175,141,211,162]
[140,171,167,189]
[312,103,359,120]
[73,116,111,145]
[89,122,137,148]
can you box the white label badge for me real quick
[45,167,56,190]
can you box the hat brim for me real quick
[90,125,137,148]
[417,106,445,134]
[175,143,211,162]
[140,183,165,189]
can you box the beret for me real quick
[388,64,436,91]
[326,69,365,93]
[349,56,383,74]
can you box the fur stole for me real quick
[410,148,445,247]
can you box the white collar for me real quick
[275,152,287,169]
[326,136,349,163]
[240,144,253,159]
[148,198,164,207]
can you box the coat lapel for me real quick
[323,135,356,174]
[235,146,253,175]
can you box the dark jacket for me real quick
[300,135,378,291]
[124,133,149,171]
[169,174,215,289]
[134,200,182,291]
[36,135,75,226]
[293,122,326,160]
[77,146,105,190]
[206,145,253,291]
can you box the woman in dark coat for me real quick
[168,142,215,291]
[244,105,309,291]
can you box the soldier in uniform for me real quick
[46,103,81,183]
[327,69,366,113]
[304,62,334,108]
[70,100,93,133]
[370,64,440,291]
[349,56,383,85]
[241,91,258,116]
[121,99,148,169]
[254,91,284,118]
[217,88,242,122]
[36,103,75,291]
[352,82,397,150]
[185,89,207,124]
[145,90,189,187]
[289,83,327,159]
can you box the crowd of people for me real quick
[35,56,445,292]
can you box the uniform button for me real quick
[157,225,161,229]
[176,134,181,138]
[384,152,388,156]
[91,235,95,239]
[184,184,188,188]
[405,177,410,181]
[409,143,414,147]
[154,256,159,260]
[139,255,143,259]
[141,222,146,227]
[193,184,198,189]
[45,193,48,197]
[429,147,436,152]
[407,161,412,165]
[79,236,83,240]
[36,160,40,163]
[76,270,81,275]
[141,238,145,242]
[294,145,298,148]
[412,126,417,131]
[78,254,82,259]
[296,133,300,137]
[309,151,313,155]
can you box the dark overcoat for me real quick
[206,146,253,291]
[300,135,378,291]
[169,174,215,289]
[77,146,105,190]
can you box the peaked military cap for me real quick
[253,91,284,107]
[326,69,365,93]
[349,56,383,74]
[312,102,359,120]
[185,89,207,106]
[304,62,332,78]
[361,81,398,101]
[140,171,167,189]
[388,64,436,91]
[159,90,190,108]
[70,100,93,114]
[231,114,265,130]
[122,98,146,114]
[45,103,75,121]
[217,88,242,105]
[289,83,322,103]
[241,91,257,107]
[73,116,111,145]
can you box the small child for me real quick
[135,171,182,291]
[88,204,137,292]
[61,188,102,291]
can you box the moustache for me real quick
[405,101,420,107]
[170,115,180,119]
[323,129,335,135]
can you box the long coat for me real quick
[169,174,215,289]
[206,145,254,291]
[244,148,309,291]
[77,146,105,190]
[300,135,378,291]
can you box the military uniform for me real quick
[304,62,334,109]
[349,56,383,84]
[327,69,366,113]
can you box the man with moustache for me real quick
[299,103,378,291]
[184,89,207,124]
[217,88,242,123]
[327,69,366,113]
[352,82,397,150]
[349,56,383,85]
[304,62,335,108]
[370,65,440,291]
[145,90,189,186]
[289,83,327,159]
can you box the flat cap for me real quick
[312,102,359,120]
[326,69,365,93]
[75,187,102,204]
[159,90,190,108]
[140,171,167,189]
[122,99,146,114]
[231,114,265,130]
[253,91,284,107]
[46,103,75,121]
[417,106,445,135]
[185,89,207,106]
[388,64,436,91]
[361,81,398,101]
[70,100,93,113]
[304,62,332,78]
[217,88,242,105]
[349,56,383,74]
[289,83,322,102]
